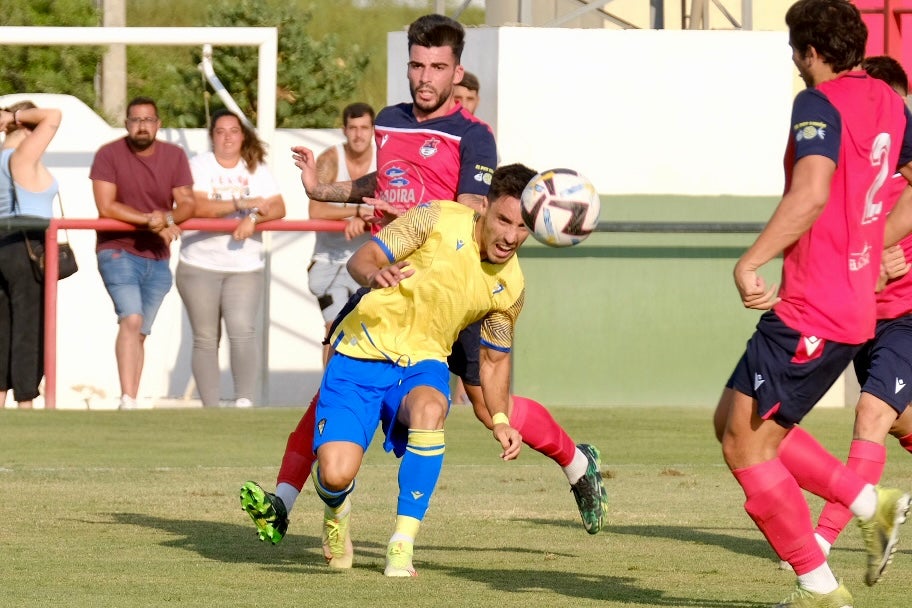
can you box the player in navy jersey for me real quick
[715,2,912,606]
[241,14,608,565]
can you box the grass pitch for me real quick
[1,405,910,607]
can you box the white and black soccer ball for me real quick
[520,168,601,247]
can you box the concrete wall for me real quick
[386,26,853,408]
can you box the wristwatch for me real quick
[166,213,175,227]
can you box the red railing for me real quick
[42,217,346,409]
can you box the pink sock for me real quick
[898,431,912,454]
[733,458,826,574]
[276,392,319,490]
[511,396,577,467]
[815,439,886,544]
[778,426,867,507]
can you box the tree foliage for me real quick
[164,0,370,128]
[0,0,103,105]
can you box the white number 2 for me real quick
[863,132,892,225]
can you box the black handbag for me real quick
[23,233,78,282]
[9,162,78,281]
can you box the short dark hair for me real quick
[407,14,465,61]
[786,0,867,73]
[488,164,537,202]
[456,71,480,93]
[863,55,909,96]
[342,102,375,127]
[127,96,158,117]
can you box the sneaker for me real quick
[234,398,253,408]
[774,582,853,608]
[856,486,911,586]
[322,503,353,569]
[239,481,288,545]
[570,443,608,535]
[118,395,138,410]
[384,540,417,577]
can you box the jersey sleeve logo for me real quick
[794,121,827,142]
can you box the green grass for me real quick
[1,405,910,607]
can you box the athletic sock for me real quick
[815,439,886,545]
[778,426,868,512]
[563,448,590,485]
[312,462,355,509]
[797,562,839,595]
[397,429,445,521]
[275,482,300,513]
[510,396,577,468]
[733,458,827,575]
[898,431,912,454]
[276,392,319,491]
[390,515,421,545]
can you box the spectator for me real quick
[176,108,285,408]
[307,102,376,367]
[90,96,195,410]
[454,70,480,115]
[0,103,62,409]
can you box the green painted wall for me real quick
[512,194,781,407]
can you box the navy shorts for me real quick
[727,311,862,428]
[853,314,912,415]
[325,287,482,386]
[447,321,481,386]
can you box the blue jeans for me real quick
[97,248,172,336]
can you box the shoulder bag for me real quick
[9,162,78,281]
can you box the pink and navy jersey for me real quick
[372,102,496,222]
[877,172,912,319]
[774,72,912,344]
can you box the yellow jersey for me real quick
[330,200,525,364]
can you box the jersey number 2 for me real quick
[863,132,892,225]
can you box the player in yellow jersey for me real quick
[310,164,533,577]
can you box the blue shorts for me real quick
[727,311,862,428]
[326,288,482,385]
[854,314,912,415]
[97,249,172,336]
[314,354,451,457]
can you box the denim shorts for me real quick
[97,248,173,335]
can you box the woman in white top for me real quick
[177,109,285,407]
[0,102,62,409]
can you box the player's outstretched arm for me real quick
[479,346,522,460]
[292,145,377,204]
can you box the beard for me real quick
[410,83,453,115]
[127,132,155,151]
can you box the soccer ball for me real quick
[520,168,601,247]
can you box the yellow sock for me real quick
[390,515,421,544]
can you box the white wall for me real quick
[4,27,797,408]
[389,26,793,196]
[1,93,340,409]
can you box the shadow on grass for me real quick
[427,563,769,607]
[518,518,770,559]
[108,512,571,565]
[108,512,768,606]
